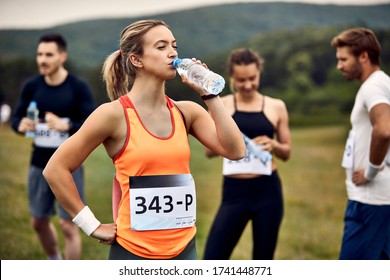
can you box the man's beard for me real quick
[344,62,362,81]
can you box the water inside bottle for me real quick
[203,74,225,94]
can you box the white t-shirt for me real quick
[345,70,390,205]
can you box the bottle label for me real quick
[33,118,70,148]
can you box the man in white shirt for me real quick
[331,28,390,260]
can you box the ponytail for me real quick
[102,50,128,101]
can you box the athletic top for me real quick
[232,94,274,139]
[113,95,196,259]
[11,74,95,168]
[346,70,390,205]
[222,94,275,176]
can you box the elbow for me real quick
[42,163,54,185]
[277,148,291,162]
[237,141,247,160]
[281,155,290,162]
[282,151,291,161]
[213,137,246,160]
[42,166,50,182]
[277,142,291,161]
[374,126,390,143]
[229,145,246,161]
[238,146,247,160]
[381,129,390,142]
[204,148,216,159]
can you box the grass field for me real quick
[0,124,348,260]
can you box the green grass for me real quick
[0,124,348,259]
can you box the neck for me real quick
[360,65,380,83]
[128,77,166,107]
[237,91,261,103]
[45,67,68,86]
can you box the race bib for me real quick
[223,153,272,175]
[341,130,355,169]
[34,118,70,148]
[129,174,196,231]
[223,134,272,175]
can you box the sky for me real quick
[0,0,389,29]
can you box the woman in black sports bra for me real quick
[204,48,291,260]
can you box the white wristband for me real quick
[72,206,101,236]
[364,162,382,181]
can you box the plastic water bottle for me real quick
[26,101,39,138]
[242,133,272,164]
[173,58,225,95]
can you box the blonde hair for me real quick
[102,19,170,101]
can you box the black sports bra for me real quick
[232,94,275,139]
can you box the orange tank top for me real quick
[113,95,196,259]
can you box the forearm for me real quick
[368,103,390,165]
[369,128,390,165]
[43,166,85,218]
[205,97,245,160]
[272,140,291,161]
[45,167,102,237]
[360,126,390,182]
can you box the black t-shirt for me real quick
[12,74,96,168]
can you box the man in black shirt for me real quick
[12,34,96,260]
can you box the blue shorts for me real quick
[339,200,390,260]
[28,165,85,220]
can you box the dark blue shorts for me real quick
[28,165,85,220]
[339,200,390,260]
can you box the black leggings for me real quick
[204,172,283,260]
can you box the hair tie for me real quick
[119,49,122,55]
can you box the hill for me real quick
[0,2,389,68]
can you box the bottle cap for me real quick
[172,58,182,68]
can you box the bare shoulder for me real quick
[83,100,124,134]
[173,100,201,111]
[173,100,204,121]
[96,100,123,116]
[86,100,121,123]
[265,95,287,111]
[263,95,289,127]
[87,100,127,155]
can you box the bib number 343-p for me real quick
[129,174,196,231]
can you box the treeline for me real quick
[1,3,389,68]
[1,26,390,127]
[170,26,390,126]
